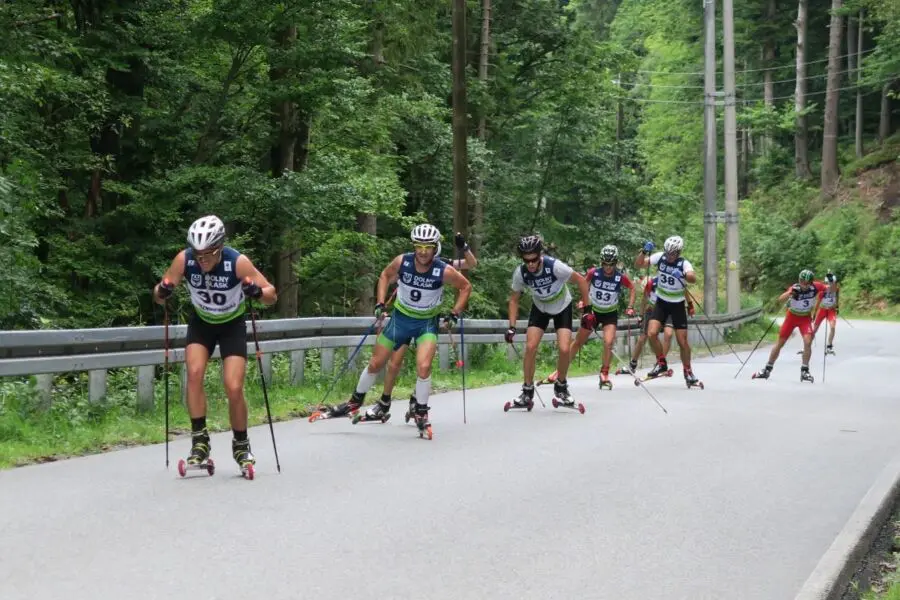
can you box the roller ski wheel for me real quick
[598,375,613,390]
[685,380,704,390]
[751,370,771,380]
[551,398,586,414]
[177,457,215,477]
[417,423,433,440]
[825,347,835,356]
[634,369,673,386]
[503,399,534,412]
[352,411,392,425]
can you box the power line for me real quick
[632,47,876,77]
[619,67,863,90]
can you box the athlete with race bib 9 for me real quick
[634,236,702,389]
[154,215,277,476]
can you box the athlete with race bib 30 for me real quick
[634,236,702,389]
[752,269,824,382]
[154,216,277,477]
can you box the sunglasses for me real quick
[414,243,437,251]
[195,248,222,261]
[522,255,542,265]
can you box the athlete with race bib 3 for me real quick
[154,215,277,477]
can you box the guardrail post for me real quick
[321,348,335,376]
[36,374,53,410]
[88,369,107,403]
[290,350,305,385]
[137,365,155,411]
[439,341,450,371]
[260,353,273,385]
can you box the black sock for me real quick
[233,429,247,442]
[191,417,207,433]
[380,393,392,404]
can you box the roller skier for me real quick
[505,234,590,413]
[752,269,824,382]
[153,215,278,478]
[813,270,839,355]
[634,236,703,389]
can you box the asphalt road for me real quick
[1,319,898,600]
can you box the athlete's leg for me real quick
[601,323,616,373]
[827,311,837,346]
[382,344,410,397]
[555,328,573,381]
[222,355,248,430]
[663,325,674,356]
[767,316,796,365]
[524,326,545,385]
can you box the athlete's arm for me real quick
[635,249,650,269]
[153,251,186,305]
[236,255,278,306]
[376,255,403,305]
[681,259,697,284]
[777,285,793,304]
[622,273,636,310]
[450,249,478,271]
[508,291,522,328]
[567,271,590,311]
[443,265,472,315]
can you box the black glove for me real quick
[504,327,516,344]
[791,284,802,300]
[826,274,835,283]
[157,279,174,300]
[242,278,263,300]
[443,312,459,329]
[374,302,386,319]
[455,232,469,252]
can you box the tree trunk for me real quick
[820,0,843,196]
[451,0,469,238]
[763,0,776,152]
[855,10,864,158]
[794,0,812,179]
[270,26,300,318]
[880,83,893,144]
[473,0,491,254]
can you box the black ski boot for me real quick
[309,391,365,422]
[684,369,704,389]
[554,380,576,405]
[413,401,432,439]
[825,344,835,356]
[800,366,814,383]
[752,365,773,380]
[616,360,638,376]
[504,384,535,412]
[232,438,256,479]
[187,428,210,465]
[645,359,671,380]
[353,395,392,424]
[404,394,419,423]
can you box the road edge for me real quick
[793,452,900,600]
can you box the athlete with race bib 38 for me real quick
[634,236,702,389]
[154,216,277,477]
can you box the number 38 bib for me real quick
[184,246,246,324]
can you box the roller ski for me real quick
[635,361,673,386]
[308,392,363,422]
[404,395,418,424]
[751,365,772,380]
[177,429,215,477]
[615,360,637,376]
[551,380,585,414]
[412,401,433,440]
[536,370,559,387]
[232,438,255,480]
[800,366,814,383]
[504,384,535,412]
[598,371,613,391]
[684,369,704,390]
[352,397,392,425]
[825,345,835,356]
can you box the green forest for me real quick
[2,0,898,330]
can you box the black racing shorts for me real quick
[527,302,574,332]
[642,307,673,334]
[185,313,248,359]
[650,298,688,330]
[588,309,618,330]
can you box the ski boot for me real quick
[353,396,392,424]
[177,428,214,477]
[232,438,255,480]
[308,391,364,422]
[800,366,815,383]
[684,369,704,390]
[825,344,835,356]
[413,401,432,440]
[504,384,535,412]
[537,370,559,386]
[552,380,585,414]
[404,394,419,423]
[752,365,773,380]
[635,360,673,385]
[615,360,637,376]
[598,370,613,390]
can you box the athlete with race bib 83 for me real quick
[634,236,703,389]
[154,216,277,478]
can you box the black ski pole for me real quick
[164,302,170,469]
[733,317,778,379]
[247,301,281,473]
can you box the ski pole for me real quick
[247,299,281,473]
[689,306,716,358]
[684,288,744,364]
[317,318,380,408]
[163,302,170,469]
[733,317,778,379]
[602,336,668,415]
[822,320,828,383]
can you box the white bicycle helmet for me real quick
[187,215,226,251]
[663,235,684,254]
[600,244,619,264]
[411,223,442,256]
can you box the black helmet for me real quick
[518,235,543,255]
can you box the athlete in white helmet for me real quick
[313,224,471,439]
[153,215,277,474]
[634,235,702,388]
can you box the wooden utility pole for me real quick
[702,0,718,315]
[452,0,469,238]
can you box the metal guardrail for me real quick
[0,307,762,408]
